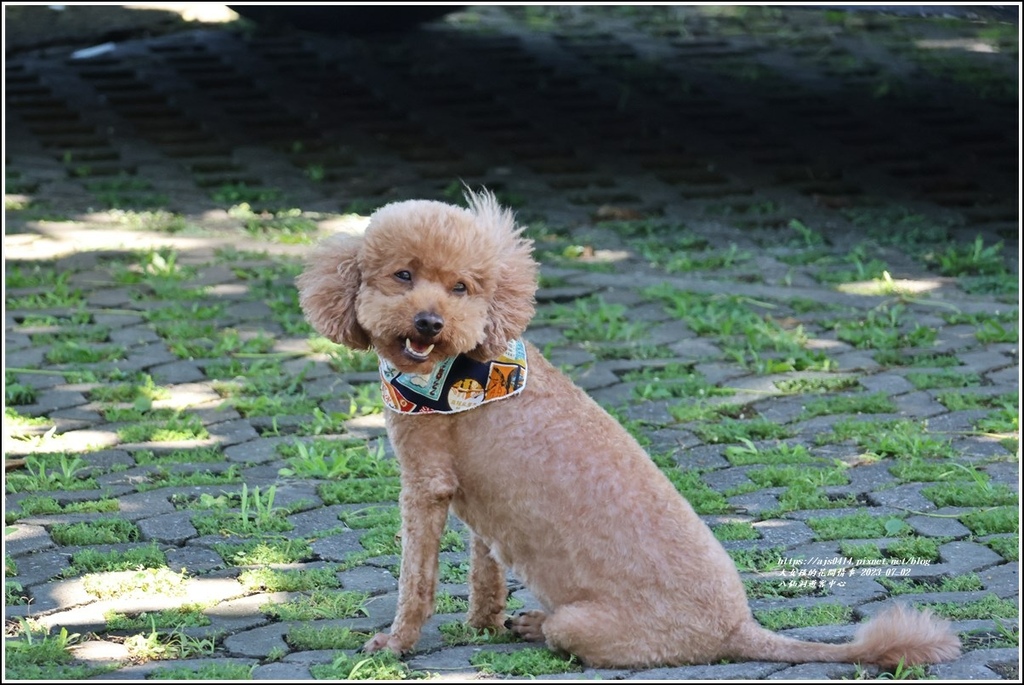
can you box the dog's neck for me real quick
[379,338,528,414]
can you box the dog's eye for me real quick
[394,270,412,283]
[452,281,468,294]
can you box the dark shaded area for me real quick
[228,4,459,34]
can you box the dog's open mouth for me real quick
[403,337,435,363]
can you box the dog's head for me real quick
[297,189,538,373]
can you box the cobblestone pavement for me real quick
[4,5,1020,681]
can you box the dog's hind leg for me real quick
[466,533,508,632]
[510,602,648,668]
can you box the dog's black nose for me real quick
[413,311,444,338]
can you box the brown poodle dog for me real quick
[296,190,961,669]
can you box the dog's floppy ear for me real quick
[296,233,371,350]
[465,190,539,360]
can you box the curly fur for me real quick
[297,189,961,669]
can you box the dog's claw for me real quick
[507,610,547,642]
[361,632,404,655]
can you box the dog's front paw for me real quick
[506,610,547,642]
[361,632,406,655]
[468,613,508,634]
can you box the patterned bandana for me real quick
[380,338,528,414]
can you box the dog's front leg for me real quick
[363,469,456,656]
[467,532,507,632]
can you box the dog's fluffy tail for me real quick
[727,604,960,669]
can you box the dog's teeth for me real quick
[404,338,434,359]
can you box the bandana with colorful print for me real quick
[380,338,528,414]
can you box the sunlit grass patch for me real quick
[238,566,339,593]
[712,521,760,541]
[45,341,126,364]
[116,411,209,443]
[82,567,188,599]
[689,417,793,444]
[916,593,1017,621]
[885,536,942,563]
[807,512,910,541]
[149,663,254,680]
[985,535,1018,561]
[4,624,109,681]
[262,589,369,621]
[278,439,397,479]
[800,392,897,418]
[140,465,241,491]
[728,546,788,573]
[921,481,1018,508]
[815,419,956,460]
[318,478,401,505]
[309,649,416,680]
[285,624,370,651]
[906,369,982,390]
[5,495,119,524]
[104,604,211,630]
[470,647,582,677]
[724,441,820,466]
[960,507,1018,536]
[213,539,314,566]
[4,454,97,494]
[50,518,140,545]
[754,603,852,630]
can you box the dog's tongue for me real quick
[405,338,435,358]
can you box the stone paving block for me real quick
[624,661,786,679]
[286,505,349,538]
[983,362,1015,384]
[204,418,261,447]
[728,491,781,517]
[166,544,230,575]
[953,436,1019,460]
[47,409,103,428]
[26,388,89,413]
[666,336,724,360]
[984,461,1020,488]
[867,482,936,511]
[938,540,1005,573]
[675,444,733,471]
[86,287,135,307]
[647,427,703,453]
[253,662,314,680]
[339,564,400,595]
[147,359,207,384]
[136,510,198,544]
[3,523,55,556]
[905,513,972,539]
[932,647,1020,681]
[766,662,862,679]
[957,349,1021,374]
[894,390,949,418]
[310,531,370,563]
[926,408,991,432]
[828,349,881,373]
[223,302,276,323]
[28,576,97,615]
[108,325,163,346]
[754,519,816,548]
[120,341,179,368]
[858,373,917,396]
[69,638,132,665]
